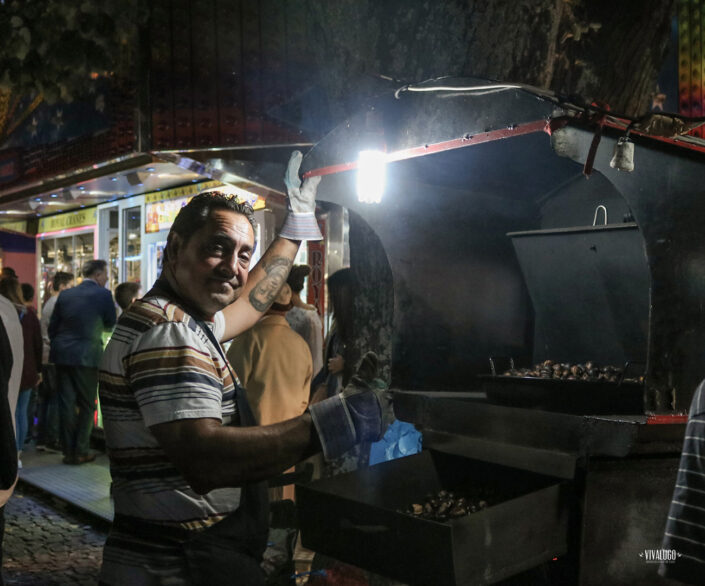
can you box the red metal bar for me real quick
[646,414,688,425]
[302,120,548,179]
[603,118,705,154]
[302,115,705,180]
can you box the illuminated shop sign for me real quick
[144,181,265,233]
[38,207,97,232]
[0,220,28,233]
[145,197,189,233]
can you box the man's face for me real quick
[168,209,255,317]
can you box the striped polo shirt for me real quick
[660,379,705,583]
[98,295,240,584]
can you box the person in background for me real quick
[314,268,355,400]
[49,260,116,465]
[20,284,35,310]
[310,268,367,480]
[36,271,74,453]
[0,290,23,586]
[227,282,312,499]
[659,380,705,583]
[0,278,41,470]
[0,267,17,280]
[114,281,141,312]
[20,283,39,445]
[228,281,315,580]
[285,264,323,377]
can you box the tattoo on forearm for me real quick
[249,257,292,312]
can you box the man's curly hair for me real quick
[163,191,257,263]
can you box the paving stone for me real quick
[3,487,106,585]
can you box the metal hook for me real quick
[592,204,608,226]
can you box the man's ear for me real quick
[166,233,182,264]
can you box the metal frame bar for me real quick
[302,120,548,179]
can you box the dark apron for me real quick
[146,280,270,585]
[182,344,269,585]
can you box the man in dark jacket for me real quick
[49,259,116,464]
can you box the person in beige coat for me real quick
[227,282,312,505]
[227,282,315,578]
[227,283,312,431]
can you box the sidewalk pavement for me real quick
[18,444,113,524]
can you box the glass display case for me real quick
[123,206,141,284]
[39,229,95,305]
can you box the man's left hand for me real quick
[284,151,321,215]
[279,151,323,241]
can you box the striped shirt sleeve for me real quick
[660,382,705,582]
[123,321,224,427]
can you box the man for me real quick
[228,282,312,428]
[19,282,41,447]
[36,271,74,452]
[227,282,312,502]
[659,380,705,583]
[114,281,141,312]
[0,291,23,586]
[286,264,324,376]
[0,267,17,280]
[49,260,116,465]
[98,151,391,585]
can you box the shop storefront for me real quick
[92,180,288,296]
[32,180,334,431]
[0,227,36,301]
[36,208,98,305]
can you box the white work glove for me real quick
[279,150,323,241]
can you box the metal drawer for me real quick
[297,450,570,585]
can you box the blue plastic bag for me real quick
[369,420,422,466]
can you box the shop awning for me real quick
[0,144,310,223]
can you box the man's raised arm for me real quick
[220,151,322,341]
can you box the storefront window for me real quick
[55,236,74,274]
[75,232,94,274]
[40,239,56,305]
[38,229,95,302]
[123,206,141,283]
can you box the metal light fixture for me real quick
[356,150,387,204]
[610,134,635,172]
[126,171,143,186]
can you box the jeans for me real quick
[14,389,32,452]
[37,365,60,447]
[25,388,38,444]
[56,365,98,458]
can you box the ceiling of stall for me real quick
[0,144,299,223]
[0,156,203,220]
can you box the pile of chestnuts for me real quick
[400,490,488,522]
[501,360,641,383]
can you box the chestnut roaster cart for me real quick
[295,80,698,585]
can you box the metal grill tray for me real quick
[479,375,644,415]
[297,450,570,585]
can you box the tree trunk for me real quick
[306,0,676,118]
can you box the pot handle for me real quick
[489,356,515,376]
[619,360,645,385]
[593,204,608,226]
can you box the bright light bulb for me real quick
[357,150,386,203]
